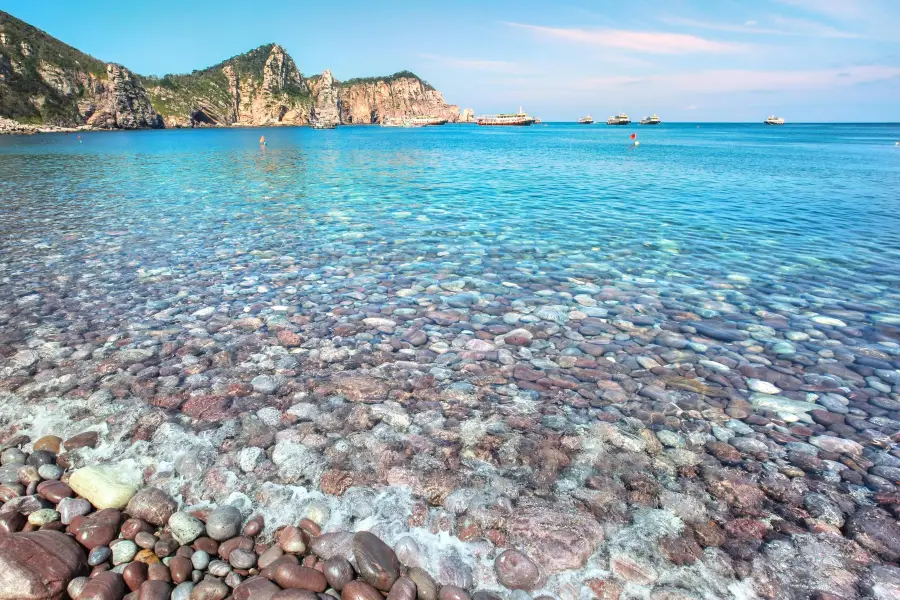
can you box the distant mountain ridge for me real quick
[0,11,463,131]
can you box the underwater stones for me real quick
[688,323,747,342]
[69,463,142,510]
[0,530,87,600]
[352,531,401,591]
[494,549,542,590]
[808,436,863,457]
[252,374,281,394]
[330,375,391,403]
[126,487,178,526]
[749,393,819,417]
[505,506,604,574]
[846,507,900,561]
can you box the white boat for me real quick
[640,114,661,125]
[578,115,594,124]
[310,121,336,129]
[764,115,785,125]
[476,107,536,126]
[606,113,631,125]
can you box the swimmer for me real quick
[259,135,267,147]
[77,135,82,144]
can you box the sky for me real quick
[3,0,899,121]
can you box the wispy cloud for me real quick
[418,53,517,71]
[506,22,747,54]
[663,15,859,38]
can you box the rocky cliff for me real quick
[0,10,464,130]
[0,11,161,129]
[337,72,461,124]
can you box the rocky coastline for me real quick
[0,12,471,133]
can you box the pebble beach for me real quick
[1,123,899,600]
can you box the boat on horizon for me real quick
[310,121,337,129]
[476,107,536,126]
[640,114,661,125]
[410,116,449,126]
[606,113,631,125]
[764,115,785,125]
[578,115,594,124]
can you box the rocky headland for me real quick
[0,10,468,132]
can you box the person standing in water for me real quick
[259,135,267,147]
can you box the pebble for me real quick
[168,512,205,545]
[206,504,243,541]
[68,464,141,510]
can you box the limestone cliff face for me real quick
[310,69,340,126]
[82,64,162,129]
[146,44,311,128]
[337,75,460,124]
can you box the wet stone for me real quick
[206,504,242,541]
[352,531,401,591]
[494,549,542,590]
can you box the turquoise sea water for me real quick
[2,123,899,312]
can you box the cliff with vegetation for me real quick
[0,11,160,129]
[0,10,463,131]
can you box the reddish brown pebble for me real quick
[0,531,87,598]
[324,556,355,591]
[352,531,400,591]
[494,550,542,591]
[169,555,192,584]
[123,560,149,591]
[232,576,282,600]
[76,509,122,550]
[193,536,219,554]
[64,431,101,451]
[438,585,472,600]
[191,579,230,600]
[138,579,172,600]
[219,535,254,560]
[176,545,194,559]
[134,531,156,549]
[121,518,155,540]
[147,562,171,582]
[36,480,74,503]
[298,518,322,537]
[278,526,308,554]
[243,514,264,537]
[0,510,26,534]
[125,487,177,527]
[342,580,384,600]
[90,563,111,576]
[386,577,417,600]
[274,563,328,592]
[154,537,179,558]
[258,546,284,569]
[80,571,126,600]
[303,555,318,568]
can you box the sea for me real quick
[1,122,899,597]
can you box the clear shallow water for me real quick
[2,123,900,301]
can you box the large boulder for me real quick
[0,530,87,599]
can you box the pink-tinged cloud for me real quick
[506,22,746,54]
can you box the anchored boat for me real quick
[476,107,536,126]
[310,121,336,129]
[606,113,631,125]
[640,114,661,125]
[764,115,785,125]
[578,115,594,124]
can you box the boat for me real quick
[640,114,661,125]
[606,113,631,125]
[310,121,336,129]
[476,107,536,126]
[764,115,785,125]
[410,116,448,126]
[578,115,594,124]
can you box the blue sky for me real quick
[4,0,899,121]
